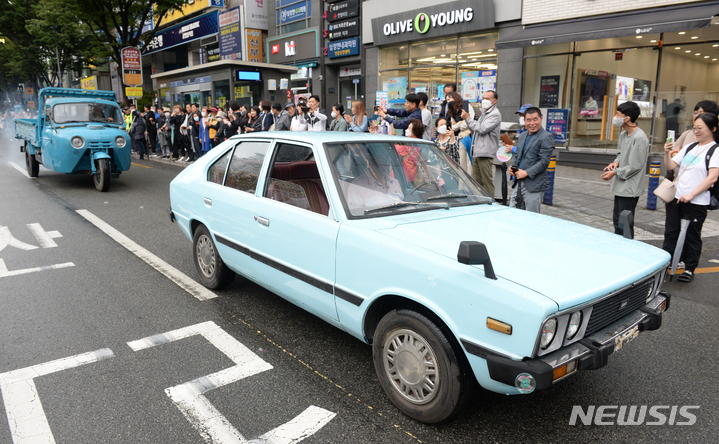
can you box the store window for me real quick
[214,80,230,109]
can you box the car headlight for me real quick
[115,135,126,148]
[540,318,557,349]
[71,136,84,148]
[566,311,582,340]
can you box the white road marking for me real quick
[0,226,39,252]
[7,162,31,179]
[0,258,75,278]
[129,321,336,444]
[27,223,61,248]
[76,209,217,301]
[0,349,115,444]
[709,259,719,264]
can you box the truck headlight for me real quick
[115,136,126,148]
[71,136,84,148]
[540,319,557,349]
[566,311,582,340]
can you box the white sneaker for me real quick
[179,156,187,161]
[677,261,685,269]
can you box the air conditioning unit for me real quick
[200,35,218,46]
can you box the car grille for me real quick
[585,278,655,336]
[88,141,113,149]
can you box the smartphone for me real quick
[374,106,380,112]
[666,130,675,144]
[510,166,519,173]
[500,133,513,146]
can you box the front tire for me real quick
[93,158,111,192]
[373,309,473,423]
[193,225,235,289]
[25,144,39,178]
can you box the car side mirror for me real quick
[457,241,497,280]
[45,109,53,120]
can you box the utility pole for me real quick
[55,46,63,87]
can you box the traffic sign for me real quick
[121,47,143,86]
[125,87,143,98]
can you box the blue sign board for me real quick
[143,12,219,55]
[278,1,310,25]
[327,37,360,59]
[546,109,568,144]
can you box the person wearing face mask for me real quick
[601,101,649,239]
[515,103,534,135]
[157,108,172,158]
[377,94,424,136]
[463,90,502,198]
[433,118,459,164]
[329,104,349,131]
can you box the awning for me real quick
[496,2,719,49]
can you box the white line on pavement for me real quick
[76,209,217,301]
[0,348,115,444]
[710,259,719,264]
[251,406,336,444]
[27,223,60,248]
[7,162,31,179]
[0,258,75,278]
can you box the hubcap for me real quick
[195,235,216,278]
[383,329,439,405]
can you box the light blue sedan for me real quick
[169,132,670,423]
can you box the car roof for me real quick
[45,98,121,107]
[228,132,435,145]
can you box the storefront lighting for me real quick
[675,47,681,50]
[713,58,718,61]
[686,50,692,52]
[695,53,701,56]
[691,36,698,39]
[650,40,657,43]
[704,56,710,58]
[488,49,494,52]
[636,36,642,39]
[679,31,686,35]
[440,54,446,57]
[713,44,719,47]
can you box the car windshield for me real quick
[326,141,493,217]
[52,103,122,125]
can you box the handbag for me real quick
[653,178,677,203]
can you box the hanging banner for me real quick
[546,109,568,144]
[539,75,560,108]
[219,7,242,60]
[246,29,263,63]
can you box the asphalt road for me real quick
[1,130,718,443]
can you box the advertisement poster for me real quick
[376,91,388,109]
[80,76,97,90]
[246,29,263,62]
[388,77,407,104]
[632,79,652,101]
[539,75,560,108]
[245,0,268,30]
[461,72,479,102]
[219,7,242,60]
[615,76,634,101]
[546,109,568,144]
[478,70,497,97]
[580,76,607,117]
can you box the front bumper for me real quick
[485,291,670,392]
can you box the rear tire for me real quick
[93,158,110,192]
[193,225,235,289]
[373,309,474,423]
[25,144,39,178]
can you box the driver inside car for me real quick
[344,144,405,213]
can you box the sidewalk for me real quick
[133,152,719,241]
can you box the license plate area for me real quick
[614,325,639,352]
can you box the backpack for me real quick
[685,142,719,210]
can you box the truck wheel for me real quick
[25,145,39,178]
[93,159,110,192]
[373,309,474,423]
[193,225,235,289]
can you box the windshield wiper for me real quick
[364,201,449,214]
[427,193,468,201]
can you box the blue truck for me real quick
[15,87,131,191]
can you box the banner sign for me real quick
[247,29,263,62]
[328,18,359,41]
[219,7,242,60]
[125,87,143,98]
[327,37,359,59]
[539,75,560,108]
[546,109,568,144]
[278,1,310,25]
[81,76,97,90]
[121,47,142,86]
[328,0,359,23]
[245,0,268,30]
[143,12,218,55]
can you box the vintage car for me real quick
[169,132,671,423]
[15,87,131,191]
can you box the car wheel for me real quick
[25,144,39,178]
[193,225,235,290]
[93,158,110,192]
[373,309,473,423]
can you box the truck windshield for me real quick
[52,103,122,125]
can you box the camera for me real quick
[300,106,310,114]
[374,106,380,112]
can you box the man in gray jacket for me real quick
[274,102,293,131]
[463,90,501,197]
[601,101,649,239]
[504,107,555,213]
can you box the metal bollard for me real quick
[543,155,556,205]
[646,161,660,210]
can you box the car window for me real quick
[224,141,271,193]
[326,141,492,218]
[207,149,232,184]
[263,143,329,216]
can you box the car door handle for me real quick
[254,216,270,227]
[203,198,212,206]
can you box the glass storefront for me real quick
[378,32,498,116]
[522,23,719,152]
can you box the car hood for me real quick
[375,206,670,309]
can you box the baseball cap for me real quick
[285,102,295,109]
[209,107,218,113]
[516,103,534,114]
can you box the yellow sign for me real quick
[81,76,97,90]
[25,87,34,95]
[162,0,215,26]
[246,29,263,63]
[125,87,143,98]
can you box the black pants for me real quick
[147,130,157,153]
[613,196,640,239]
[662,200,708,272]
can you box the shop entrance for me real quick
[339,77,361,111]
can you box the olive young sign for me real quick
[370,0,494,46]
